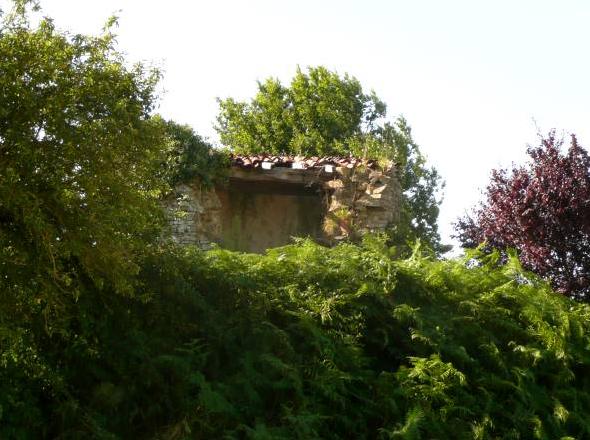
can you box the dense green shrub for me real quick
[161,119,229,187]
[3,238,590,439]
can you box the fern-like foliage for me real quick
[2,238,590,438]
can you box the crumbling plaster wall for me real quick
[217,181,326,253]
[162,164,401,250]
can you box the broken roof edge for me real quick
[229,153,396,172]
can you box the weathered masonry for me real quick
[162,155,401,253]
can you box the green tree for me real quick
[381,119,444,252]
[216,66,386,156]
[161,119,229,187]
[0,1,167,296]
[216,66,443,251]
[0,1,169,430]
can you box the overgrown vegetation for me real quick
[2,2,590,439]
[3,238,590,438]
[161,119,229,187]
[216,66,444,252]
[0,0,168,301]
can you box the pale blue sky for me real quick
[6,0,590,250]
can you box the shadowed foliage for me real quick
[4,238,590,438]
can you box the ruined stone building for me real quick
[162,155,401,253]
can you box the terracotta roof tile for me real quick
[229,154,380,170]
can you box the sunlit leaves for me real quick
[216,66,385,157]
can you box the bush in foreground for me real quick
[3,238,590,439]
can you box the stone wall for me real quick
[162,163,401,251]
[323,163,401,240]
[161,183,223,248]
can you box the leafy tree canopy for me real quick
[0,0,169,298]
[0,1,175,432]
[216,66,386,157]
[216,66,444,251]
[455,131,590,300]
[161,119,229,187]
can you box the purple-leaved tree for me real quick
[455,131,590,300]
